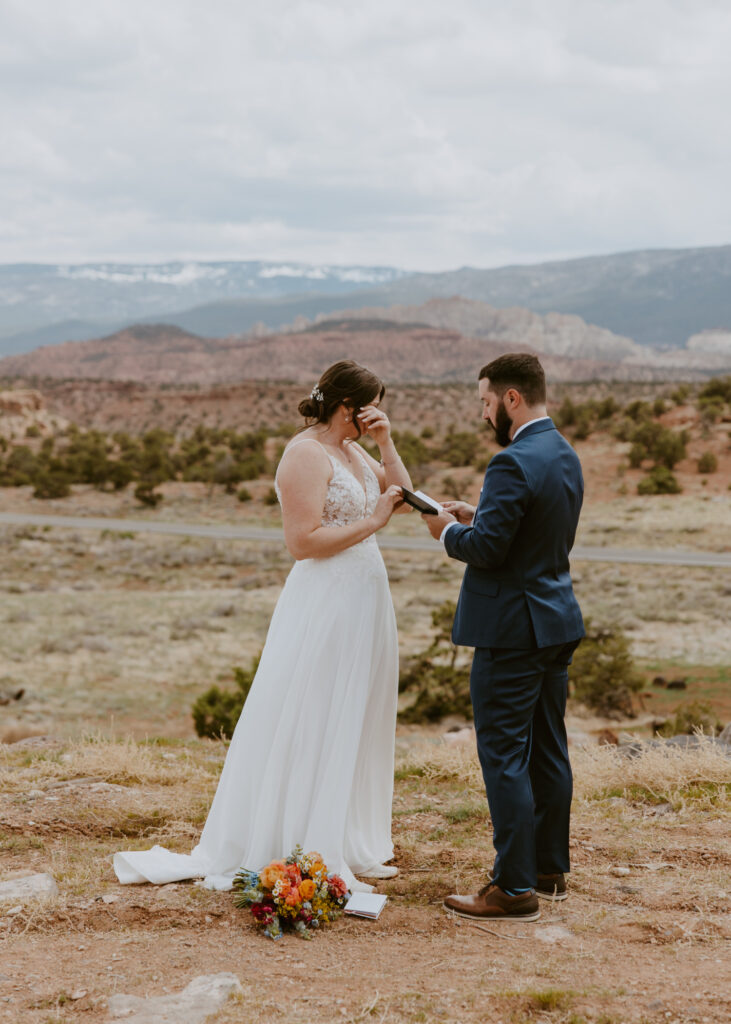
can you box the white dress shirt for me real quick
[439,416,551,544]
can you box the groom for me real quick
[422,353,584,921]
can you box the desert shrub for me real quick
[420,425,435,439]
[398,601,472,723]
[569,621,643,718]
[658,700,722,738]
[698,375,731,405]
[32,470,71,499]
[573,409,593,440]
[0,444,38,485]
[264,487,279,506]
[671,384,690,405]
[612,418,635,443]
[106,460,135,490]
[697,451,718,474]
[596,396,619,420]
[624,400,653,423]
[637,465,682,495]
[25,424,41,438]
[554,397,576,429]
[390,430,430,468]
[134,481,163,507]
[652,429,686,469]
[192,657,260,739]
[628,421,686,470]
[237,487,252,502]
[653,398,667,417]
[698,397,725,424]
[441,430,479,467]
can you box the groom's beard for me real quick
[491,399,513,448]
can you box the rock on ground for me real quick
[107,973,242,1024]
[0,872,58,903]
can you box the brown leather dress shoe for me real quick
[444,884,540,921]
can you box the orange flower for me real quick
[299,879,316,901]
[310,862,326,878]
[285,889,300,907]
[285,864,302,887]
[260,861,287,890]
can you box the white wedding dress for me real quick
[114,440,398,893]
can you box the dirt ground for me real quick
[0,737,729,1024]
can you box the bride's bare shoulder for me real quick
[277,434,332,482]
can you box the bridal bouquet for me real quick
[232,845,350,940]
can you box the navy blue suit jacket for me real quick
[444,418,584,650]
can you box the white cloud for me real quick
[0,0,729,269]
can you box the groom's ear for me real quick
[504,387,522,410]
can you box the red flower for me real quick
[327,875,348,899]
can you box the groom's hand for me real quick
[421,508,456,540]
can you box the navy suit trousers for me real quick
[470,640,580,890]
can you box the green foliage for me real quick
[32,471,71,499]
[192,657,260,739]
[658,700,722,738]
[670,384,690,405]
[0,422,276,499]
[134,481,163,507]
[569,620,643,718]
[390,430,431,468]
[554,397,577,428]
[637,465,682,495]
[652,397,666,417]
[628,420,686,471]
[697,451,718,474]
[555,396,620,438]
[398,601,472,723]
[698,375,731,405]
[237,486,252,502]
[264,487,279,506]
[624,399,653,423]
[440,429,479,467]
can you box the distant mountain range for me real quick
[0,261,407,353]
[1,305,722,387]
[1,244,730,361]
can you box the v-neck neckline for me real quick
[328,446,368,498]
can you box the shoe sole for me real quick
[444,906,541,922]
[536,890,568,901]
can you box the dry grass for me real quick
[396,737,731,812]
[1,733,730,1023]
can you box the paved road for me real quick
[1,511,729,569]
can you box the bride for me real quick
[114,360,412,893]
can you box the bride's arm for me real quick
[356,406,413,511]
[277,445,403,560]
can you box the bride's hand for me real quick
[371,485,405,529]
[358,405,391,447]
[441,500,475,524]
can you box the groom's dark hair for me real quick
[479,353,546,406]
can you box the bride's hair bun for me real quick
[297,361,385,436]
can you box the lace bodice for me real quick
[275,440,381,529]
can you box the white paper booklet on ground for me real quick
[344,892,387,919]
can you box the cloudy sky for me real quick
[1,0,730,270]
